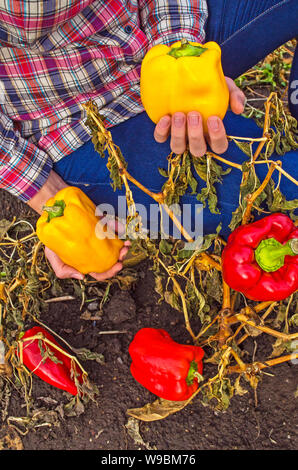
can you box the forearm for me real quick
[27,170,69,214]
[139,0,208,47]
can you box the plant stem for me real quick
[208,152,242,170]
[254,160,298,186]
[235,313,298,340]
[242,162,276,225]
[236,302,277,345]
[157,257,195,340]
[222,280,231,309]
[160,204,193,243]
[18,333,88,376]
[83,102,195,242]
[252,92,275,162]
[228,353,298,374]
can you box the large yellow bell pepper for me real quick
[36,186,124,274]
[140,39,229,134]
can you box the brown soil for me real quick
[0,190,297,452]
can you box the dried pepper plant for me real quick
[0,219,108,434]
[0,215,142,435]
[82,63,298,421]
[0,43,297,432]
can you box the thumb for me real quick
[225,77,247,115]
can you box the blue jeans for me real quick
[54,0,298,239]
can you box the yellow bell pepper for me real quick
[36,186,124,274]
[140,39,229,134]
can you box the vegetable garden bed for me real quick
[0,41,297,451]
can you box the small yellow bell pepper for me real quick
[140,39,229,134]
[36,186,124,274]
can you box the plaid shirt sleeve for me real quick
[0,0,208,204]
[139,0,208,47]
[0,112,53,202]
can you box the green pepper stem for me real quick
[168,38,207,59]
[255,238,298,272]
[42,200,66,222]
[186,360,198,386]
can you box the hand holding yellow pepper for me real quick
[36,186,125,276]
[140,39,229,135]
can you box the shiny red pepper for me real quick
[222,213,298,301]
[129,328,204,401]
[17,326,84,395]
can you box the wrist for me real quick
[27,170,69,214]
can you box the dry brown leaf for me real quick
[122,249,148,268]
[125,417,156,449]
[234,375,248,396]
[127,397,190,422]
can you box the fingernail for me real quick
[208,117,220,131]
[73,273,84,280]
[174,115,184,128]
[160,116,170,128]
[188,113,199,126]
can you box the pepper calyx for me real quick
[255,237,298,272]
[186,360,199,385]
[168,38,207,59]
[42,200,66,222]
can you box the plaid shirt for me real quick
[0,0,208,202]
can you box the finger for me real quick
[187,112,207,157]
[170,112,187,154]
[225,77,246,114]
[119,245,130,261]
[154,115,171,143]
[89,262,123,282]
[44,247,85,280]
[95,213,127,239]
[206,116,229,154]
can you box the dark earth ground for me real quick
[0,190,297,451]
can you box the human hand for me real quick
[44,217,130,282]
[153,77,246,157]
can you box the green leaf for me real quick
[158,167,169,178]
[74,348,105,365]
[159,239,173,256]
[232,139,252,158]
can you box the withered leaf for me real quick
[267,186,298,213]
[164,290,182,312]
[234,375,248,397]
[64,396,85,417]
[232,139,253,158]
[127,397,190,421]
[206,272,223,304]
[73,347,104,365]
[289,313,298,327]
[125,417,156,449]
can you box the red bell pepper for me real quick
[129,328,204,401]
[17,326,84,395]
[222,213,298,301]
